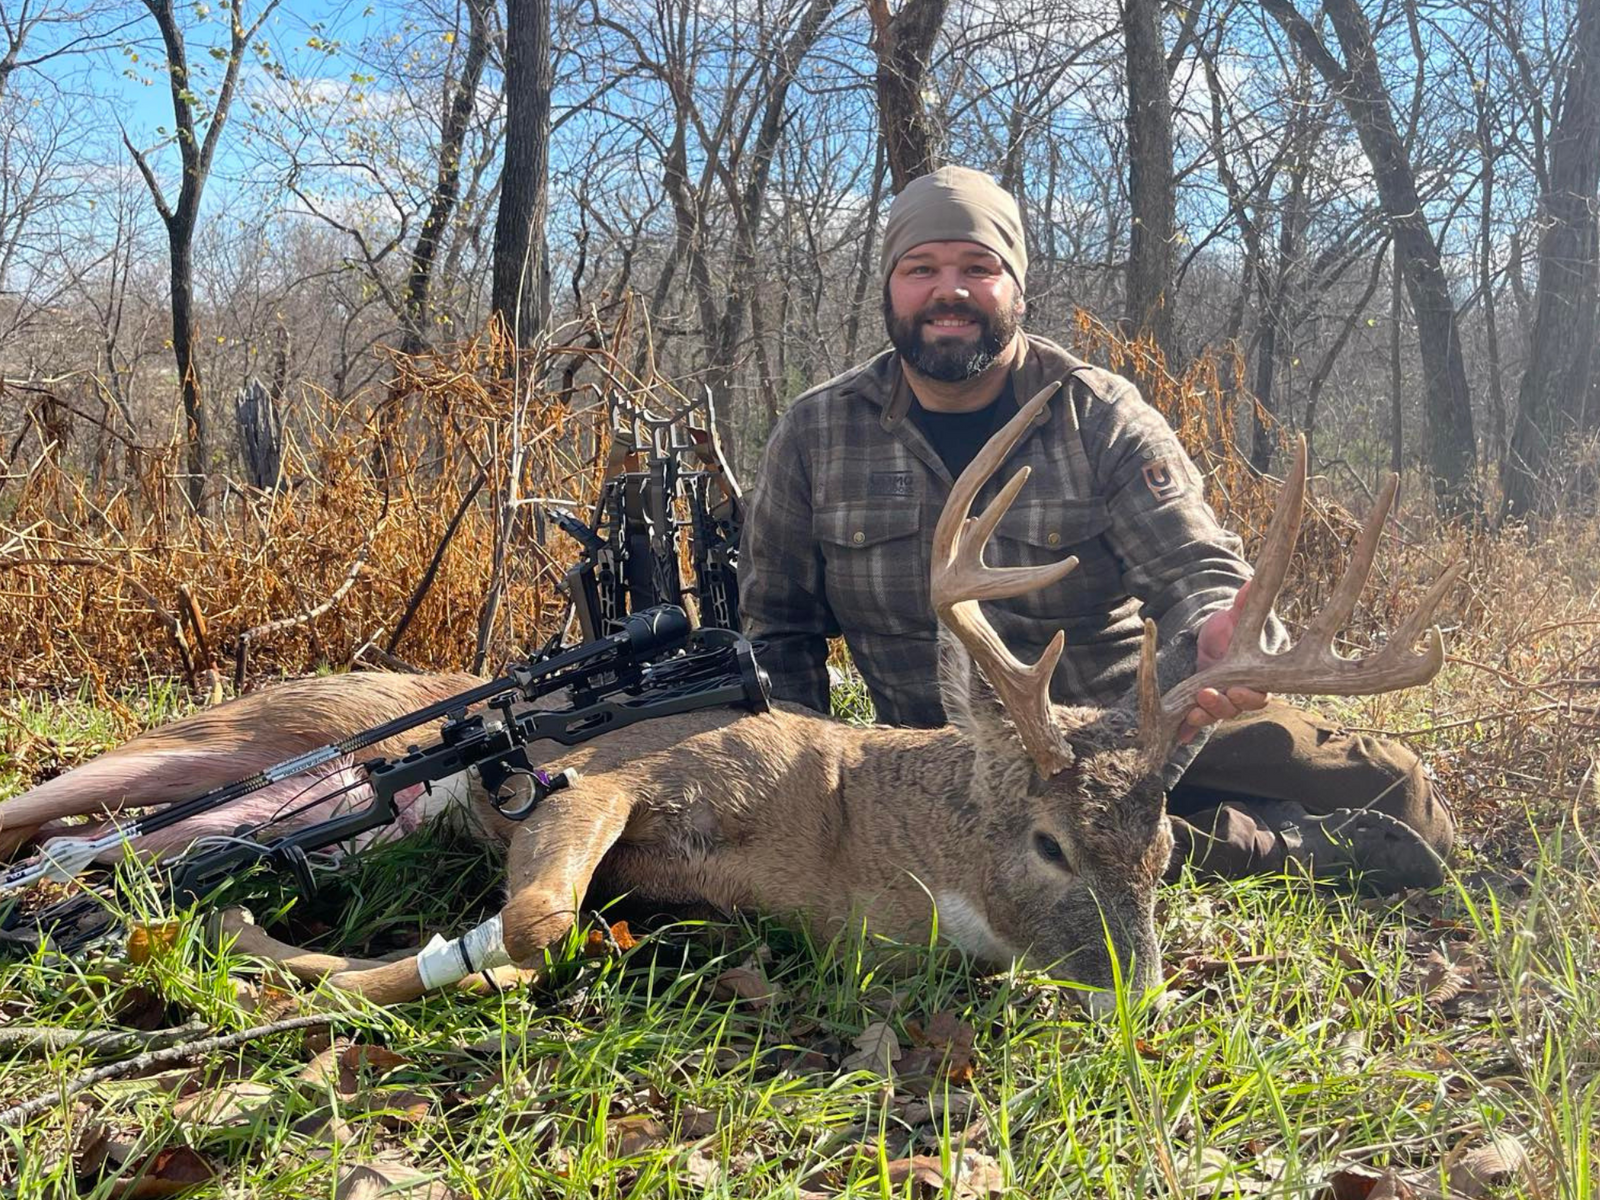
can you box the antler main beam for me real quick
[931,382,1078,776]
[1150,436,1464,752]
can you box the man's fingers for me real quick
[1179,687,1270,743]
[1224,686,1269,711]
[1196,687,1239,722]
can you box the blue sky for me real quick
[85,0,389,184]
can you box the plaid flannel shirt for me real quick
[739,334,1258,727]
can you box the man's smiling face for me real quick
[884,241,1024,383]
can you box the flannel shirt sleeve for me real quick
[1079,372,1276,648]
[739,405,837,714]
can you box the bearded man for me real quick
[739,165,1451,892]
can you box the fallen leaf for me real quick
[878,1149,1004,1198]
[290,1111,358,1147]
[676,1103,720,1138]
[583,920,637,956]
[840,1020,903,1078]
[902,1088,981,1128]
[909,1012,977,1083]
[1319,1165,1418,1200]
[100,1145,218,1198]
[334,1158,454,1199]
[1420,949,1473,1007]
[609,1113,669,1157]
[1445,1133,1539,1197]
[713,965,780,1010]
[232,979,299,1019]
[364,1087,434,1129]
[170,1080,277,1127]
[1330,1030,1366,1072]
[126,923,182,965]
[113,986,170,1031]
[299,1042,409,1094]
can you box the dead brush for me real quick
[1072,313,1597,860]
[2,311,1595,858]
[0,318,665,700]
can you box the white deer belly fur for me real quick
[933,891,1018,964]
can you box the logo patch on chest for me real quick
[869,470,916,498]
[1141,458,1183,502]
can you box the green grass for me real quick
[1,689,1596,1197]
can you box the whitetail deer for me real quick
[0,384,1461,1009]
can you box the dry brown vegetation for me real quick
[3,316,1596,861]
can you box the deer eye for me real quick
[1034,831,1068,867]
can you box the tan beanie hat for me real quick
[880,166,1027,289]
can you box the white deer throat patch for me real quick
[933,891,1018,964]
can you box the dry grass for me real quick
[3,314,1597,859]
[1070,313,1600,860]
[0,316,668,701]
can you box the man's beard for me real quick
[884,292,1023,383]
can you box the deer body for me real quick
[0,385,1457,1009]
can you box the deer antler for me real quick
[1143,435,1464,756]
[931,382,1079,776]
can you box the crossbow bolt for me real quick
[36,837,104,884]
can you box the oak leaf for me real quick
[840,1020,902,1078]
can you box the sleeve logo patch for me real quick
[1142,459,1183,501]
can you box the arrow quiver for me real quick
[554,386,744,641]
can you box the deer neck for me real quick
[821,723,1012,954]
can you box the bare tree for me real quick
[1503,0,1600,519]
[491,0,553,347]
[126,0,281,513]
[867,0,948,190]
[1122,0,1179,365]
[1262,0,1479,516]
[400,0,492,356]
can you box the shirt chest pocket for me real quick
[813,501,929,634]
[990,498,1116,618]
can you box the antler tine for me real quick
[1144,448,1460,756]
[1300,471,1398,649]
[1136,619,1161,753]
[1231,435,1308,648]
[1383,559,1467,669]
[931,381,1076,777]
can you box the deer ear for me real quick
[938,628,1065,769]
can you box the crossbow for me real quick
[1,385,762,957]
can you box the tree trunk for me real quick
[708,0,839,415]
[1264,0,1479,517]
[1390,241,1404,478]
[401,0,491,356]
[491,0,553,348]
[866,0,949,191]
[1503,0,1600,519]
[129,0,280,516]
[1122,0,1180,367]
[167,224,205,508]
[1250,125,1313,474]
[844,140,889,363]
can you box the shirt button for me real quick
[852,531,866,545]
[1046,531,1061,547]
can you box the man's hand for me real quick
[1180,582,1270,743]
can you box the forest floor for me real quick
[0,648,1596,1198]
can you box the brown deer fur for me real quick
[0,389,1456,1010]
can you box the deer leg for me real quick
[216,911,532,995]
[221,783,635,1006]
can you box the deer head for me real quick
[930,383,1462,1004]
